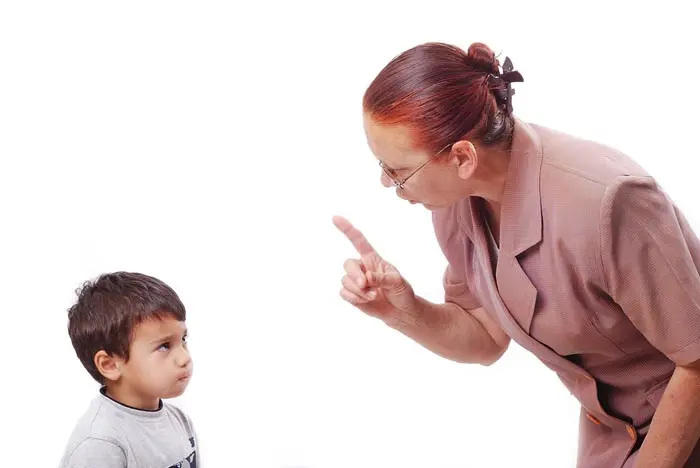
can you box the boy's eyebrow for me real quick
[150,329,188,344]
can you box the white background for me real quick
[1,1,698,467]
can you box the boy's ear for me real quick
[94,350,123,382]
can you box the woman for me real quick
[334,41,700,468]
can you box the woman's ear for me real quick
[450,140,478,180]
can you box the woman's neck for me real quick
[472,144,511,205]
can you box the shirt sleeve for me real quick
[600,175,700,365]
[187,414,202,467]
[443,262,482,311]
[170,404,201,467]
[432,205,482,311]
[64,438,126,468]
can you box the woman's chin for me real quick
[405,198,443,210]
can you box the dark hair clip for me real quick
[491,56,524,114]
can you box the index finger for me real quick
[332,215,377,256]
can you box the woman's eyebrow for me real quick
[380,160,406,171]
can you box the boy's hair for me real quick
[67,271,186,383]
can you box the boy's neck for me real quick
[103,384,162,411]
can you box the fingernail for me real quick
[366,290,376,300]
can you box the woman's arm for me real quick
[334,215,509,366]
[600,176,700,466]
[634,360,700,468]
[391,297,510,366]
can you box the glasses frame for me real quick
[378,142,454,189]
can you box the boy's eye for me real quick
[158,342,170,351]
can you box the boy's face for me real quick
[104,315,193,408]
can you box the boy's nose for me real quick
[175,346,192,367]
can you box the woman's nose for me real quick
[380,171,393,188]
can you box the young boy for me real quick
[58,271,199,468]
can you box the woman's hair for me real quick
[363,42,522,154]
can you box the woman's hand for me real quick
[333,216,418,326]
[333,215,510,365]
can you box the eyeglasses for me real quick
[378,142,453,190]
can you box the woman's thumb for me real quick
[367,270,403,289]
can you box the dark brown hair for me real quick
[363,42,518,154]
[67,271,186,383]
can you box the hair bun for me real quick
[465,42,499,74]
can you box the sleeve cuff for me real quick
[667,337,700,366]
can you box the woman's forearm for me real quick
[390,296,509,365]
[634,361,700,467]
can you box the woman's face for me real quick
[362,114,475,210]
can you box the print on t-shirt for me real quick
[167,437,197,468]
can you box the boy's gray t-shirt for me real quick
[59,388,199,468]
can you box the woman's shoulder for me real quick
[530,121,650,187]
[522,122,654,224]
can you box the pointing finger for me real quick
[333,216,377,256]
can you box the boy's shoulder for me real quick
[59,391,197,467]
[162,400,195,429]
[58,393,128,466]
[66,392,126,444]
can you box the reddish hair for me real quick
[363,42,516,154]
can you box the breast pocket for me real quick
[520,253,628,358]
